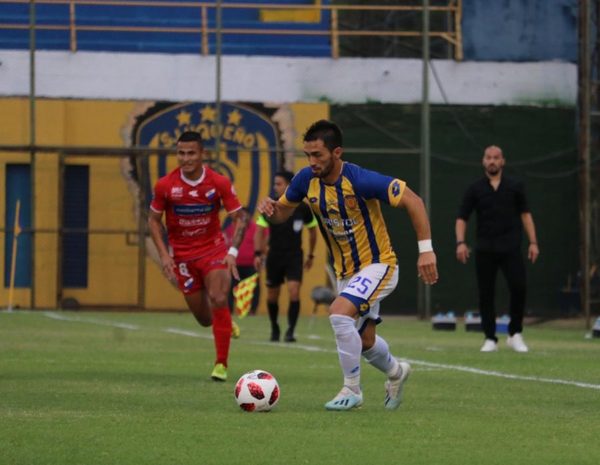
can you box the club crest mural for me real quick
[128,101,288,208]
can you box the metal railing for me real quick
[0,0,463,59]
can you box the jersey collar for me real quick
[321,161,344,186]
[180,167,205,187]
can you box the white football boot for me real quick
[384,361,411,410]
[507,333,529,352]
[480,339,498,352]
[324,386,363,411]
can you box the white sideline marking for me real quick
[166,326,326,352]
[44,311,139,330]
[164,327,211,339]
[41,312,600,391]
[406,359,600,391]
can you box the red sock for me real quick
[211,307,231,366]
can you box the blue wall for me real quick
[4,164,32,288]
[0,0,579,60]
[0,0,331,57]
[462,0,578,62]
[62,165,89,288]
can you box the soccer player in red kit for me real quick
[148,131,248,381]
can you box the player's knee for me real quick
[267,287,280,301]
[287,283,301,300]
[209,292,229,309]
[328,297,356,318]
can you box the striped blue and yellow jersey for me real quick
[280,162,406,279]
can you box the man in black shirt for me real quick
[254,171,318,342]
[456,146,539,352]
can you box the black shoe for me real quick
[284,330,296,343]
[270,325,280,342]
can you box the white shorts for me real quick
[337,263,398,333]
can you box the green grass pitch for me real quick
[1,310,599,465]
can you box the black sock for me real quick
[287,300,300,334]
[267,302,279,333]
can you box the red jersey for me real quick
[150,166,242,261]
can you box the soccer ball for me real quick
[234,370,280,412]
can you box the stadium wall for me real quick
[0,49,578,314]
[0,98,330,312]
[0,51,577,106]
[0,96,578,315]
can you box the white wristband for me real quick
[227,246,239,258]
[418,240,433,253]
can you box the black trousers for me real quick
[475,248,526,341]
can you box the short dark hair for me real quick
[274,170,294,184]
[177,131,203,148]
[303,120,343,152]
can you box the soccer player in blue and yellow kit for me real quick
[258,120,438,411]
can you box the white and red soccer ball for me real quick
[234,370,280,412]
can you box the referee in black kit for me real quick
[254,171,318,342]
[455,145,539,353]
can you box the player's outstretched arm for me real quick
[398,186,438,285]
[257,197,296,224]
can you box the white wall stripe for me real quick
[0,51,576,106]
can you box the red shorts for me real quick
[174,249,228,295]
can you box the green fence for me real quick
[332,104,578,315]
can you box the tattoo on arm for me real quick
[231,210,249,249]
